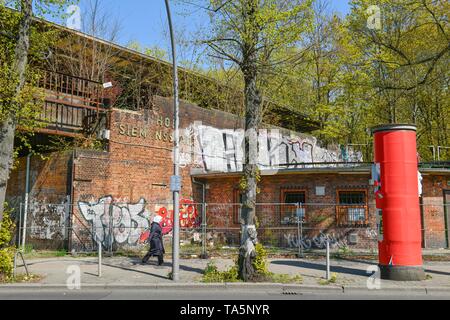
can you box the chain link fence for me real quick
[11,201,450,258]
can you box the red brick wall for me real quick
[6,94,449,251]
[202,173,450,250]
[202,173,378,249]
[421,175,450,248]
[69,96,246,251]
[6,152,72,249]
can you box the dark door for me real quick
[420,196,425,248]
[445,190,450,249]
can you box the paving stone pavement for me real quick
[5,255,450,291]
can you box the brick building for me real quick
[6,94,450,252]
[5,23,450,253]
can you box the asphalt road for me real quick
[0,288,449,300]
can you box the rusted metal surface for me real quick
[21,70,108,137]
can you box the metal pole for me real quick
[296,203,301,258]
[165,0,180,282]
[22,154,31,252]
[326,238,330,281]
[201,203,208,259]
[296,203,304,258]
[18,203,23,248]
[300,203,304,258]
[98,239,102,277]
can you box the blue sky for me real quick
[59,0,351,54]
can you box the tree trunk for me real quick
[238,29,262,280]
[0,0,33,228]
[238,70,262,281]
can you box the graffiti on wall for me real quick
[5,196,70,242]
[283,232,349,250]
[29,199,70,240]
[78,196,199,248]
[179,122,363,173]
[155,198,200,234]
[78,196,149,247]
[17,198,70,241]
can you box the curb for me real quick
[1,282,448,294]
[342,286,429,295]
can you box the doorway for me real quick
[445,190,450,249]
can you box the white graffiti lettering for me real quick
[78,196,149,248]
[180,122,363,173]
[284,233,348,250]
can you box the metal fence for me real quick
[10,201,450,257]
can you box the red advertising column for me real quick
[372,124,425,281]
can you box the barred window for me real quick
[339,191,366,205]
[281,190,306,225]
[284,192,306,204]
[337,190,368,226]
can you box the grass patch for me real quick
[23,250,71,259]
[318,273,338,285]
[202,244,304,284]
[202,262,240,283]
[114,249,146,258]
[23,244,34,255]
[0,273,42,284]
[202,262,304,284]
[55,249,68,257]
[267,273,303,284]
[332,247,354,259]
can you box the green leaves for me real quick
[0,1,71,127]
[0,204,14,247]
[0,204,15,280]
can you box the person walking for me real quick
[142,215,165,266]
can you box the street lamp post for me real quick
[164,0,181,282]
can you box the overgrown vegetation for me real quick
[0,204,16,281]
[0,0,76,227]
[202,261,240,283]
[318,273,338,285]
[202,243,303,284]
[332,246,354,259]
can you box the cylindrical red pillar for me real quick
[372,124,425,281]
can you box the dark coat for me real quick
[148,222,165,256]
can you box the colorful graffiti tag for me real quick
[155,198,199,234]
[78,196,199,248]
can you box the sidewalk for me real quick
[4,255,450,293]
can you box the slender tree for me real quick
[188,0,312,281]
[0,0,73,229]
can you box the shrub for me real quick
[202,261,240,283]
[0,247,14,280]
[0,204,16,281]
[253,243,269,276]
[318,273,338,285]
[0,204,14,246]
